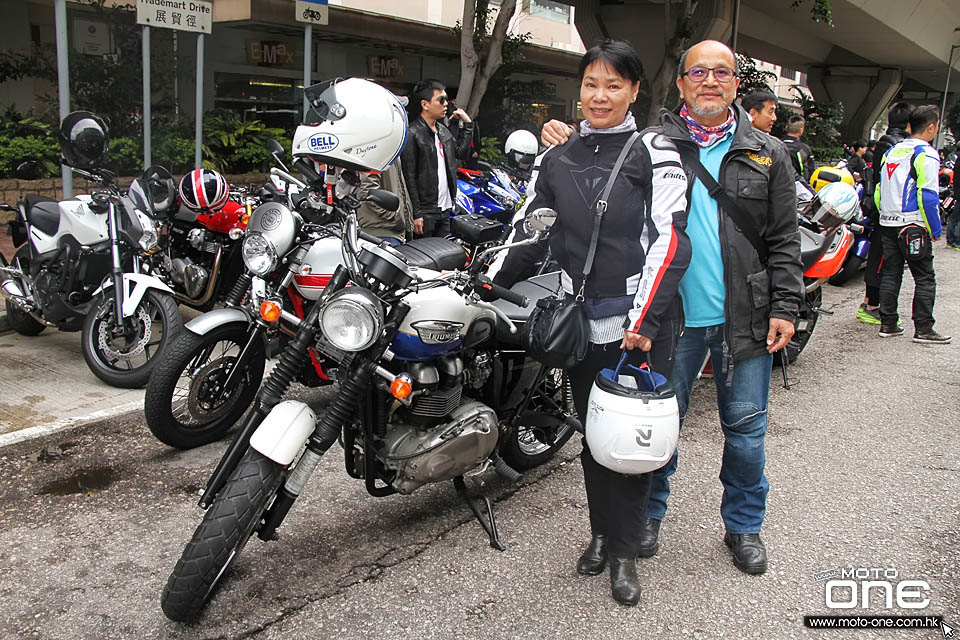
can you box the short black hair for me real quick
[786,115,805,134]
[852,139,866,150]
[908,105,940,135]
[412,79,445,113]
[579,39,643,84]
[868,139,877,148]
[741,90,777,114]
[887,101,914,130]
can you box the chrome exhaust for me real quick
[0,277,53,326]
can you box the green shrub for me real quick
[0,135,60,178]
[155,135,195,175]
[108,137,142,175]
[200,111,285,174]
[479,136,503,165]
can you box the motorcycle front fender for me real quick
[185,307,252,336]
[93,273,176,318]
[249,400,316,466]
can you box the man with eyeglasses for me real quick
[400,79,474,238]
[542,39,801,576]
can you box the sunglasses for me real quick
[682,66,737,84]
[435,95,449,104]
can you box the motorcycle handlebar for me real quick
[474,275,529,308]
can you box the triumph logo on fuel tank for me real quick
[309,133,339,154]
[412,321,463,345]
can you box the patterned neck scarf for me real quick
[580,110,637,136]
[680,104,736,147]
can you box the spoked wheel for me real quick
[501,368,576,470]
[161,448,285,622]
[81,289,183,388]
[144,325,265,449]
[783,287,822,364]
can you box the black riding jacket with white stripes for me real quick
[496,127,691,340]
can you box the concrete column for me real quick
[807,64,903,139]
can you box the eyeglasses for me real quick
[682,66,737,84]
[435,95,449,104]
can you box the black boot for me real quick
[609,557,642,606]
[723,532,768,574]
[576,533,607,576]
[637,517,661,558]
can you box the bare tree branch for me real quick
[456,0,481,109]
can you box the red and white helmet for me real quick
[178,168,230,212]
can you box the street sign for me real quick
[295,0,329,25]
[136,0,212,34]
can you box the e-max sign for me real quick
[136,0,212,34]
[824,568,930,609]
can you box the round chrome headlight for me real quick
[242,232,278,276]
[320,288,384,352]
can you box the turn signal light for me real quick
[259,300,282,323]
[240,212,251,227]
[389,374,413,399]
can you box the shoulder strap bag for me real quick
[522,132,640,369]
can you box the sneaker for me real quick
[913,329,951,344]
[856,304,881,325]
[878,323,904,337]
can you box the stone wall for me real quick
[0,173,269,224]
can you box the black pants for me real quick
[878,225,936,330]
[568,317,678,559]
[417,211,451,238]
[864,223,884,306]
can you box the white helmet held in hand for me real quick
[585,354,679,476]
[504,129,538,171]
[292,78,408,172]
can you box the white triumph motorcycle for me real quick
[0,111,182,388]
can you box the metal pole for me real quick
[938,45,958,150]
[303,24,312,119]
[54,0,72,198]
[142,25,152,167]
[195,33,205,169]
[731,0,740,52]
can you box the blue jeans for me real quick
[645,325,773,534]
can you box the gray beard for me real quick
[691,102,730,119]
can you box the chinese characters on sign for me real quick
[135,0,213,34]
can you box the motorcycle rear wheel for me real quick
[827,254,865,286]
[5,247,45,336]
[81,289,183,388]
[161,448,285,622]
[144,324,266,449]
[500,368,576,470]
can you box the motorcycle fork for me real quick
[105,202,129,335]
[216,320,267,401]
[258,299,410,540]
[198,266,351,509]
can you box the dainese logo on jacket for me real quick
[746,152,772,167]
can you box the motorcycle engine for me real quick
[168,257,209,299]
[380,401,499,495]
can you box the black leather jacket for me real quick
[656,104,802,368]
[400,116,473,218]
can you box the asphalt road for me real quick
[1,246,959,639]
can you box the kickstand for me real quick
[779,349,794,390]
[453,476,506,551]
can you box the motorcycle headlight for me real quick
[138,221,159,251]
[320,288,383,352]
[242,232,278,276]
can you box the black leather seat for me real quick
[799,225,830,272]
[24,194,60,237]
[397,237,468,270]
[492,271,561,344]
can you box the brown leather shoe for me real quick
[576,533,607,575]
[609,556,642,606]
[723,532,768,574]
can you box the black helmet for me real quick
[59,111,109,169]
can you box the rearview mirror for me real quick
[523,207,557,234]
[267,139,284,156]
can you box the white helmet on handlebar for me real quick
[292,78,408,172]
[585,354,679,476]
[504,129,538,171]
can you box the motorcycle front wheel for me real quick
[81,289,183,388]
[144,325,266,449]
[500,368,576,471]
[161,448,285,622]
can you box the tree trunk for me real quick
[466,0,517,117]
[646,0,697,125]
[456,0,481,110]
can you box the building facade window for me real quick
[523,0,571,24]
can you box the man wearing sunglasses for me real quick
[400,79,474,238]
[542,39,801,576]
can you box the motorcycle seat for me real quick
[492,271,561,344]
[24,194,60,237]
[799,226,830,272]
[397,237,468,271]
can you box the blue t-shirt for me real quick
[678,125,734,326]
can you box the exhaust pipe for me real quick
[0,278,52,326]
